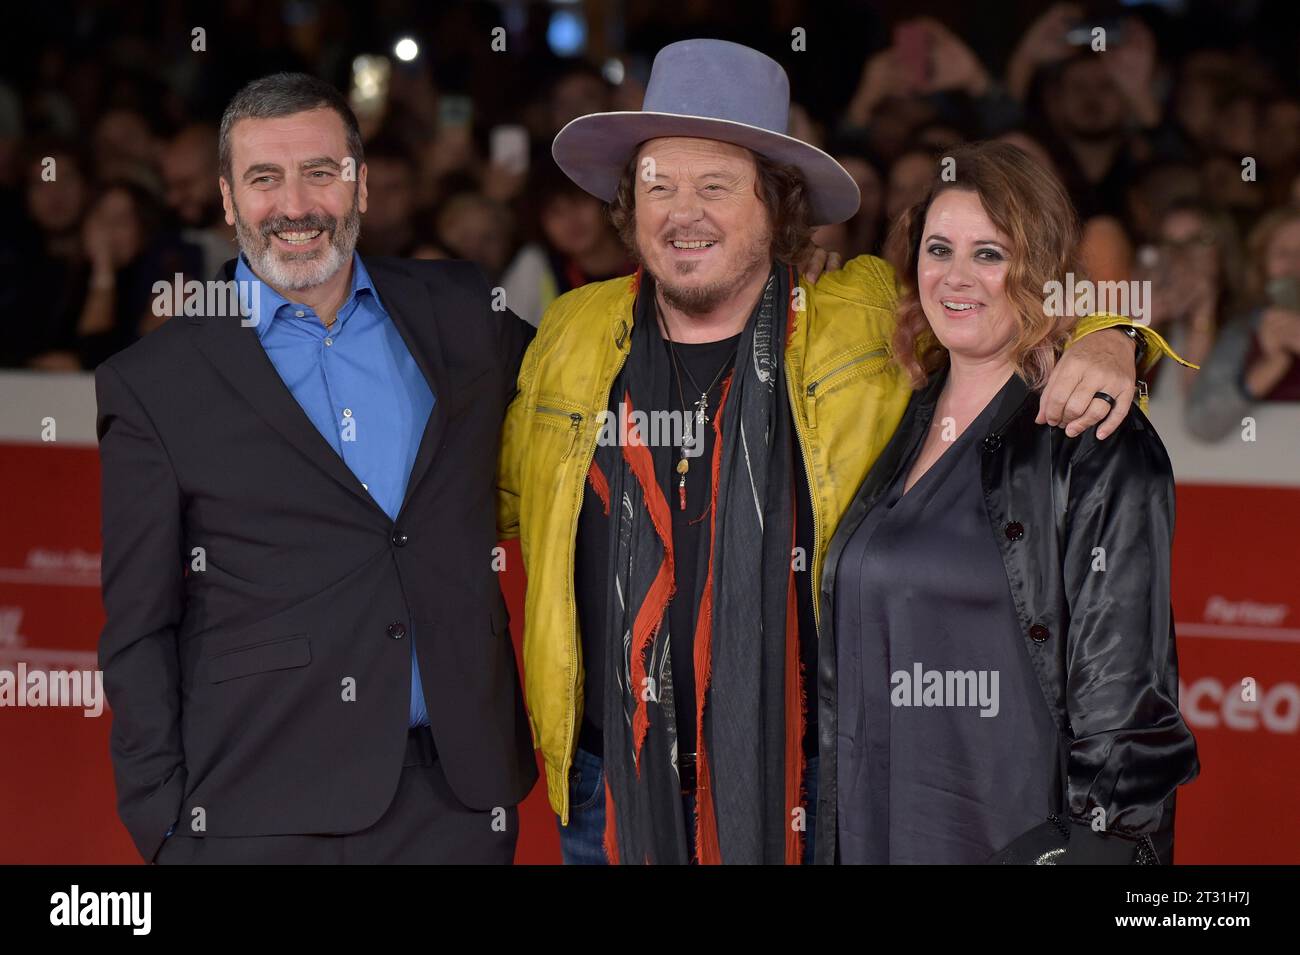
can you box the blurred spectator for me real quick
[356,138,418,258]
[812,140,885,260]
[1078,215,1133,285]
[2,141,90,369]
[1171,50,1237,156]
[843,17,1014,161]
[1127,160,1203,244]
[1259,96,1300,199]
[1041,52,1147,222]
[1200,152,1267,236]
[93,108,163,187]
[1187,204,1300,440]
[71,180,201,369]
[1007,3,1076,102]
[161,123,234,278]
[546,61,613,136]
[432,191,515,281]
[997,129,1056,174]
[1138,199,1243,398]
[500,159,632,327]
[884,147,939,224]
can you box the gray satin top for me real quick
[834,378,1063,864]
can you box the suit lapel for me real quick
[190,306,384,513]
[189,258,450,519]
[365,262,449,517]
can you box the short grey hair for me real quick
[218,72,364,184]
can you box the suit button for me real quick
[392,532,409,547]
[1029,624,1050,643]
[1005,521,1025,541]
[387,622,407,640]
[983,435,1002,453]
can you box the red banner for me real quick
[1,450,1295,863]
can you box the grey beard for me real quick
[233,192,361,292]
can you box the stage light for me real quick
[394,37,419,62]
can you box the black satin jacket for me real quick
[814,369,1200,864]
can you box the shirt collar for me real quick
[235,252,376,340]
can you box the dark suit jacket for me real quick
[96,256,537,862]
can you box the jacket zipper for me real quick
[787,369,823,639]
[804,347,889,429]
[554,338,629,824]
[535,405,585,461]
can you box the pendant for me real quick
[678,454,689,510]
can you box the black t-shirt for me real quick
[574,332,819,761]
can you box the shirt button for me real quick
[295,310,305,318]
[392,532,409,547]
[983,435,1002,453]
[1029,624,1050,643]
[1005,521,1025,541]
[387,622,407,640]
[343,408,352,417]
[324,338,333,346]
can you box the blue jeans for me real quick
[557,746,820,864]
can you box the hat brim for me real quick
[551,111,861,226]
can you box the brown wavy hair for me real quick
[884,140,1084,390]
[606,144,814,265]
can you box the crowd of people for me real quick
[2,1,1297,443]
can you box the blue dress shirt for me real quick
[237,252,434,728]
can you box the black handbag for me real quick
[985,812,1160,865]
[984,812,1072,865]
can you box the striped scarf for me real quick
[588,264,805,864]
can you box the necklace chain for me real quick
[656,298,738,511]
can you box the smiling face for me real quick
[632,137,772,314]
[917,189,1020,366]
[219,107,367,292]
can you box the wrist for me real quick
[1112,324,1146,370]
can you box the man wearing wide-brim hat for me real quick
[497,38,1168,864]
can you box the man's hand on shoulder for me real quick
[1038,327,1138,440]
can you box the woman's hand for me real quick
[1037,328,1138,439]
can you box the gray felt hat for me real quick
[551,38,861,226]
